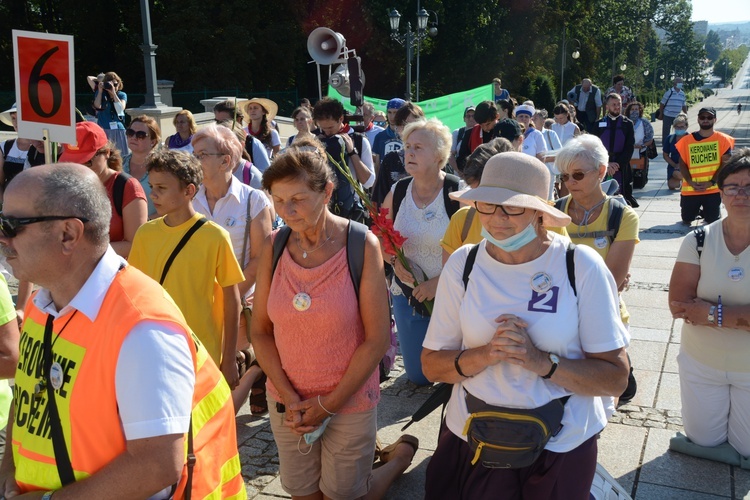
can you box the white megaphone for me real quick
[330,62,366,100]
[307,27,347,65]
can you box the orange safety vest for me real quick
[675,131,735,196]
[12,265,245,499]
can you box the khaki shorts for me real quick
[268,398,377,499]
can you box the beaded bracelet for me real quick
[717,295,723,328]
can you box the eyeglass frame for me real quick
[125,129,149,140]
[721,184,750,197]
[560,169,596,183]
[193,152,227,161]
[474,202,526,216]
[0,215,89,238]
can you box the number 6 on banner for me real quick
[13,30,76,145]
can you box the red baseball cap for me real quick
[59,121,109,163]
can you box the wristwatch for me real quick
[542,353,560,379]
[41,491,54,500]
[708,305,717,324]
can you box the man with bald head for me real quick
[0,164,244,499]
[567,78,602,133]
[658,77,689,140]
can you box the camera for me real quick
[102,81,113,91]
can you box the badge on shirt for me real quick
[225,216,236,227]
[109,121,119,130]
[530,272,553,293]
[50,362,64,390]
[594,237,608,249]
[728,267,744,282]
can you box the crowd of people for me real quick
[0,66,744,499]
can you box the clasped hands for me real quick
[485,314,547,375]
[282,394,332,436]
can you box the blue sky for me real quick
[691,0,750,23]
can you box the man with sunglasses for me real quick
[0,164,244,498]
[675,107,735,226]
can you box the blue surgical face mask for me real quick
[481,219,538,252]
[676,83,684,90]
[629,111,640,121]
[298,416,331,454]
[675,129,688,136]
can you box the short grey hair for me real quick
[361,102,375,114]
[33,163,111,249]
[402,118,453,167]
[554,135,609,174]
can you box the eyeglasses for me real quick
[474,202,526,216]
[0,215,89,238]
[698,115,714,121]
[560,170,595,183]
[125,129,149,140]
[193,152,226,161]
[722,184,750,197]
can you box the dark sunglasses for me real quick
[126,129,149,140]
[0,215,89,238]
[698,115,714,120]
[560,170,594,183]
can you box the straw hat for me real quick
[451,152,571,227]
[244,98,278,122]
[58,122,108,164]
[0,103,17,127]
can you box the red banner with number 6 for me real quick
[13,30,76,144]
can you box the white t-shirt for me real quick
[193,176,270,269]
[552,121,578,145]
[423,235,629,453]
[347,130,376,188]
[676,220,750,372]
[521,128,547,159]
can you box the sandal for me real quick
[248,361,268,416]
[235,349,255,378]
[379,434,419,464]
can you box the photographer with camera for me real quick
[93,71,128,154]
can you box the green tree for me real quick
[704,30,722,62]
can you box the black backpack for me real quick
[554,196,626,245]
[321,134,367,222]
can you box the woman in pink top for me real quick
[252,140,418,499]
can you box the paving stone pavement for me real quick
[237,61,750,499]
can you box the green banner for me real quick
[328,84,493,131]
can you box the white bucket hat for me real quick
[451,152,571,227]
[0,103,17,127]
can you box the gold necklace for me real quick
[413,180,443,209]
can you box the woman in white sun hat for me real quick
[244,97,281,159]
[422,151,630,499]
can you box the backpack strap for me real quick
[113,171,132,218]
[271,226,293,278]
[554,196,569,213]
[2,139,14,159]
[462,244,481,290]
[566,242,577,297]
[159,218,208,284]
[694,227,706,258]
[461,208,476,242]
[606,197,626,243]
[352,133,364,159]
[346,221,368,299]
[442,174,461,218]
[391,177,412,222]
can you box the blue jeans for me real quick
[392,293,431,386]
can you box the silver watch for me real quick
[708,305,717,324]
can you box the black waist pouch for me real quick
[462,390,569,469]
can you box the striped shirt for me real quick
[660,89,687,118]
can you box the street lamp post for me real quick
[388,7,437,101]
[560,32,581,100]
